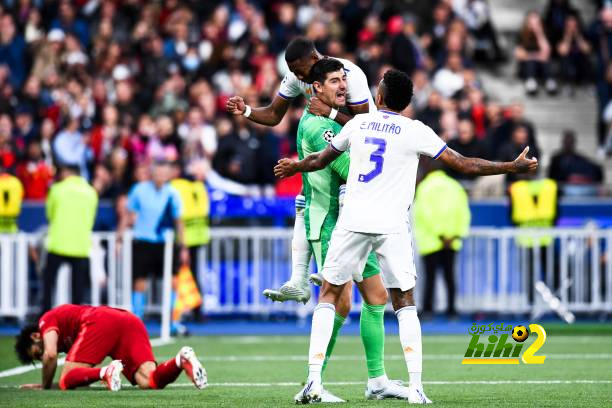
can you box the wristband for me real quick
[328,108,338,120]
[243,105,252,118]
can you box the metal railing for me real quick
[1,227,610,325]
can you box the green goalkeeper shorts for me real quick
[310,223,380,279]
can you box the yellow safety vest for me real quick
[510,179,557,247]
[171,178,210,247]
[0,174,24,233]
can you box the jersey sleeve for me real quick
[330,120,354,153]
[346,66,372,107]
[126,185,140,212]
[413,120,447,158]
[277,73,301,100]
[170,187,182,219]
[39,310,59,336]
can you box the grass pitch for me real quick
[0,324,610,407]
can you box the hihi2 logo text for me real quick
[462,323,547,365]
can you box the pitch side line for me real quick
[0,338,172,379]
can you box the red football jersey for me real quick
[38,304,94,353]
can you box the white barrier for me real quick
[1,227,611,324]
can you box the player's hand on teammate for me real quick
[308,96,331,117]
[512,146,538,173]
[226,96,246,115]
[20,383,42,390]
[274,158,298,178]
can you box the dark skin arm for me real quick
[274,145,538,179]
[226,94,290,127]
[308,97,369,125]
[41,331,59,389]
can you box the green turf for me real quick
[0,327,611,407]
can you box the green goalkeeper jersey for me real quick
[297,110,350,241]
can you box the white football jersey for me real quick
[278,57,376,111]
[331,110,447,234]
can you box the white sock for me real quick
[289,195,311,286]
[307,303,336,383]
[396,306,423,388]
[175,353,182,368]
[368,373,389,390]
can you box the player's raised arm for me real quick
[437,146,538,175]
[274,144,342,178]
[226,93,291,127]
[41,330,59,389]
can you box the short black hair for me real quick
[310,58,345,85]
[285,37,316,63]
[15,324,39,365]
[380,69,413,112]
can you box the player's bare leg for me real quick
[390,288,432,404]
[263,195,313,303]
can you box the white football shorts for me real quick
[321,224,417,291]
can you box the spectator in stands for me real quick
[15,139,53,200]
[548,129,604,196]
[390,14,425,77]
[590,5,612,153]
[117,161,188,326]
[414,161,471,318]
[446,119,488,183]
[543,0,580,54]
[0,14,26,88]
[53,117,93,181]
[30,29,65,82]
[42,164,98,313]
[515,11,558,95]
[0,167,23,234]
[432,52,466,98]
[488,102,540,160]
[50,0,89,49]
[557,14,592,92]
[454,0,504,62]
[0,114,17,171]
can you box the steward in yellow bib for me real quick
[170,163,210,321]
[509,176,558,301]
[0,170,24,233]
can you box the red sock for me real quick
[59,367,102,390]
[148,358,182,389]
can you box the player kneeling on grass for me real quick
[15,304,207,391]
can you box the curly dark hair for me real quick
[380,69,414,112]
[15,323,39,365]
[310,58,345,86]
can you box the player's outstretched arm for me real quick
[438,146,538,176]
[274,145,342,178]
[308,97,369,126]
[226,94,291,127]
[41,331,59,389]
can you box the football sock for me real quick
[289,195,311,286]
[148,358,182,389]
[132,291,146,320]
[307,303,335,384]
[360,302,386,378]
[59,367,101,390]
[321,313,345,375]
[396,306,423,388]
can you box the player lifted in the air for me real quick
[227,37,373,304]
[15,304,207,391]
[275,69,538,403]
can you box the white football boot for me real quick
[320,387,345,403]
[408,385,432,404]
[178,346,208,389]
[294,380,323,404]
[365,380,411,400]
[101,360,123,392]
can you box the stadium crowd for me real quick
[0,0,606,203]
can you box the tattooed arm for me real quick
[437,146,538,175]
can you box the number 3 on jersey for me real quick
[358,137,386,183]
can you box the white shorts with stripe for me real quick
[321,224,417,291]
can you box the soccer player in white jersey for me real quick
[274,69,538,403]
[226,37,374,304]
